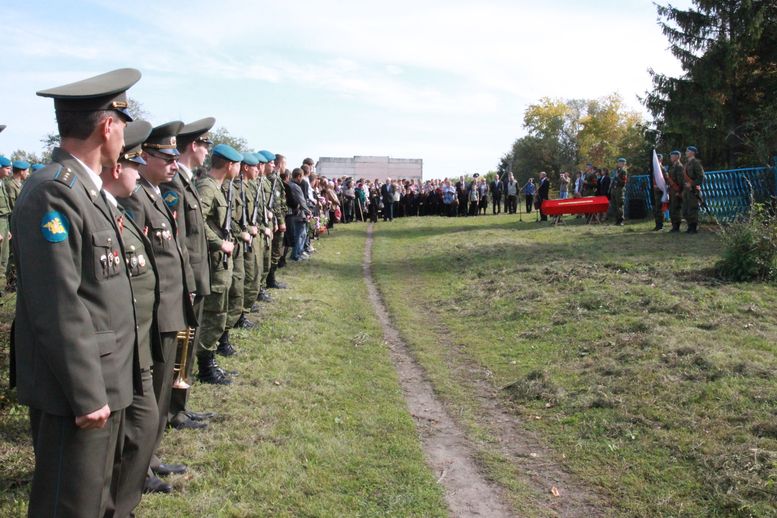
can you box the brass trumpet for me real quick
[172,327,196,389]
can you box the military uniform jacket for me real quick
[612,168,628,189]
[0,178,11,217]
[161,167,211,296]
[118,176,194,334]
[668,162,684,193]
[267,172,288,224]
[12,148,138,416]
[258,175,274,230]
[196,174,233,292]
[684,158,704,189]
[222,180,244,242]
[5,177,22,211]
[119,206,163,370]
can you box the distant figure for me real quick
[523,178,535,213]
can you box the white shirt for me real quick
[72,155,103,192]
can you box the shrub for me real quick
[717,202,777,282]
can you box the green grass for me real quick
[370,214,777,517]
[0,225,447,517]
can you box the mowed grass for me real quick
[370,214,777,517]
[0,225,448,517]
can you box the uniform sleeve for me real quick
[197,182,224,252]
[15,182,108,415]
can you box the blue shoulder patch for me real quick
[162,190,179,209]
[40,210,70,243]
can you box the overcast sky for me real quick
[0,0,690,178]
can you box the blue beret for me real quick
[31,163,46,171]
[686,146,698,154]
[617,157,627,163]
[241,152,259,166]
[212,143,243,162]
[12,160,30,170]
[670,150,681,156]
[254,152,269,164]
[257,150,275,162]
[0,156,11,167]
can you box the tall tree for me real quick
[646,0,777,167]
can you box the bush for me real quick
[717,202,777,281]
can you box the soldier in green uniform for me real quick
[5,160,29,289]
[610,157,628,226]
[218,153,255,355]
[667,150,684,232]
[161,117,216,430]
[256,153,275,301]
[117,121,196,483]
[682,146,705,234]
[196,144,242,382]
[259,150,288,289]
[237,153,263,321]
[582,164,598,197]
[13,68,141,518]
[652,154,669,231]
[0,156,12,291]
[100,120,170,508]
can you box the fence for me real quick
[624,164,777,222]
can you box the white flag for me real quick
[652,149,669,203]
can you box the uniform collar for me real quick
[102,189,119,208]
[72,155,103,191]
[177,162,193,181]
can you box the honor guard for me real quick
[14,68,140,518]
[667,150,684,232]
[234,152,261,327]
[117,120,196,484]
[160,117,217,430]
[99,120,169,508]
[196,143,242,384]
[610,158,628,226]
[682,146,705,234]
[259,150,289,290]
[0,156,12,292]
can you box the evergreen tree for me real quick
[646,0,777,167]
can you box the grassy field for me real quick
[370,214,777,517]
[0,226,448,517]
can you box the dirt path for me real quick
[363,224,516,517]
[363,224,606,518]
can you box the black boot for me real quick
[249,302,261,313]
[216,331,237,356]
[653,223,663,231]
[277,255,287,269]
[234,312,255,329]
[266,266,287,289]
[197,351,232,385]
[258,288,272,302]
[686,223,698,234]
[669,223,680,233]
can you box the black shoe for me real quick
[185,410,216,421]
[198,352,233,385]
[653,224,663,231]
[258,289,272,302]
[234,313,255,329]
[170,417,207,430]
[686,224,698,234]
[669,224,680,233]
[277,256,287,269]
[250,302,261,313]
[266,267,287,289]
[152,463,187,476]
[216,331,237,356]
[144,476,172,494]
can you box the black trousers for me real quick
[492,196,501,214]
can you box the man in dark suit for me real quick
[287,168,312,260]
[13,68,141,517]
[381,178,395,221]
[490,176,503,214]
[538,171,550,221]
[118,121,196,484]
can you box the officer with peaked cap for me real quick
[196,143,242,384]
[13,68,140,518]
[117,121,196,484]
[98,120,169,510]
[0,156,12,292]
[161,117,218,430]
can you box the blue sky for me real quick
[1,0,690,178]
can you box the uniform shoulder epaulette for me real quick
[52,166,77,189]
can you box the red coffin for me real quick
[541,196,610,216]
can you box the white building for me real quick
[317,156,423,182]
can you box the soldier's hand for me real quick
[279,223,286,232]
[264,228,273,239]
[221,241,235,255]
[75,404,110,429]
[0,234,4,242]
[241,231,252,243]
[249,225,258,236]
